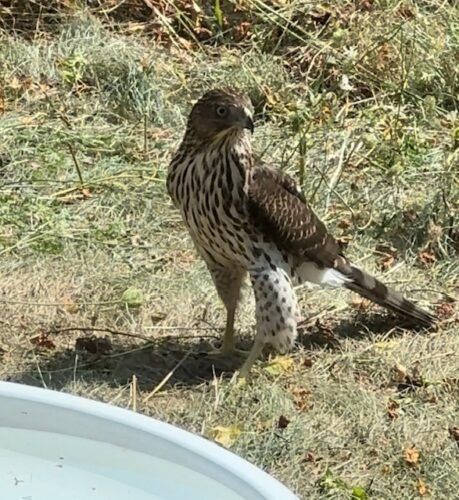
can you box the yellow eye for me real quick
[216,105,228,117]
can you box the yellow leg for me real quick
[206,306,249,357]
[220,305,235,354]
[238,338,264,379]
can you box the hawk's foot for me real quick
[202,344,250,358]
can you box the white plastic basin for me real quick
[0,382,298,500]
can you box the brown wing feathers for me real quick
[247,167,340,268]
[247,166,435,327]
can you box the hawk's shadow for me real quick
[14,336,245,392]
[14,312,420,392]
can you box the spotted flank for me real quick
[250,267,299,352]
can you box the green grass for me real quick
[0,2,458,498]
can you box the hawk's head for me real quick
[187,88,254,142]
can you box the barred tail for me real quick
[338,260,435,326]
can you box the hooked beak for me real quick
[243,114,254,134]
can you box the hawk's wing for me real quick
[246,165,435,326]
[246,165,341,268]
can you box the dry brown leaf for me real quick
[418,249,437,266]
[404,446,420,466]
[351,297,372,311]
[436,302,455,320]
[58,188,92,204]
[233,21,252,41]
[81,188,92,199]
[336,235,352,246]
[277,415,290,429]
[30,332,56,351]
[337,218,352,230]
[291,387,311,412]
[375,244,398,271]
[449,426,459,446]
[392,362,408,381]
[302,357,313,368]
[387,400,399,421]
[303,451,317,463]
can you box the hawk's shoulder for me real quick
[246,164,341,268]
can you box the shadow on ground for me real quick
[10,311,429,392]
[10,335,251,392]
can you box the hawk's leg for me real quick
[207,264,246,356]
[238,266,298,376]
[238,338,264,378]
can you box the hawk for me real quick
[167,88,435,377]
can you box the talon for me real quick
[201,346,250,358]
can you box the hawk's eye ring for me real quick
[216,105,228,117]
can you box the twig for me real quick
[143,114,148,156]
[73,353,78,386]
[0,299,121,307]
[143,350,192,403]
[67,143,84,186]
[46,326,220,343]
[43,90,84,186]
[325,134,349,211]
[34,355,48,389]
[131,374,138,411]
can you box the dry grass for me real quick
[1,2,458,498]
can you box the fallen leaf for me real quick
[375,339,399,351]
[62,295,79,314]
[58,188,92,204]
[436,301,455,320]
[404,446,420,466]
[336,235,352,246]
[302,357,313,368]
[375,244,398,271]
[417,478,428,496]
[277,415,290,429]
[121,287,144,308]
[392,362,408,381]
[291,386,311,412]
[30,332,55,350]
[403,209,418,222]
[209,425,241,448]
[449,426,459,446]
[255,419,272,432]
[319,469,348,492]
[80,188,92,199]
[392,363,425,392]
[233,21,251,41]
[303,451,317,463]
[337,218,352,229]
[351,297,372,311]
[351,486,369,500]
[418,249,436,266]
[387,400,399,420]
[263,355,294,376]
